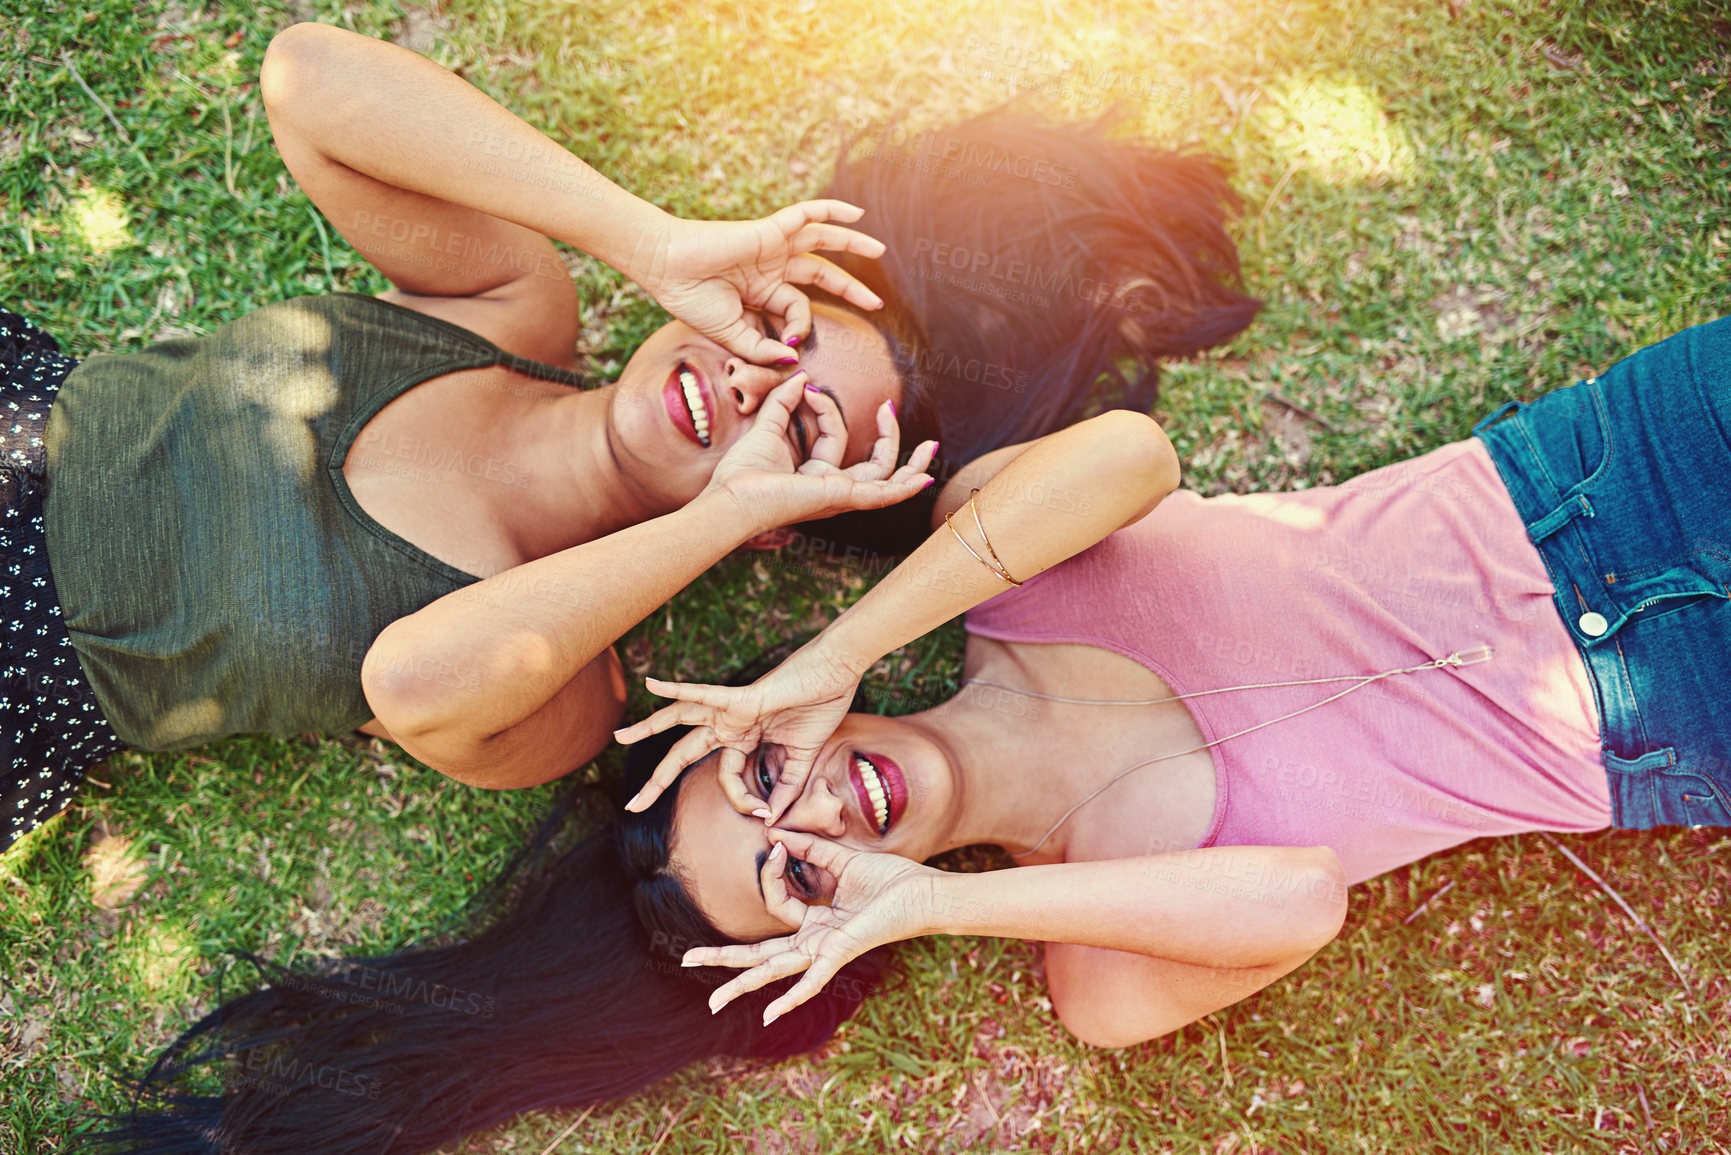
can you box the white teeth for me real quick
[855,755,890,833]
[678,368,710,444]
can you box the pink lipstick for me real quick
[661,361,714,448]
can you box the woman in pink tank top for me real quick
[615,319,1728,1051]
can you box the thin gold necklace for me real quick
[964,646,1496,859]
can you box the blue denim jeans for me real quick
[1473,318,1731,829]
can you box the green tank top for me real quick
[40,294,588,750]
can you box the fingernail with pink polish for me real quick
[922,476,936,489]
[806,383,822,393]
[776,355,798,366]
[785,334,802,348]
[888,399,897,418]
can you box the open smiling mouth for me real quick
[678,363,711,448]
[851,751,907,836]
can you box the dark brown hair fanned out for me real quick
[802,106,1262,556]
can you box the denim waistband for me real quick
[1471,317,1731,828]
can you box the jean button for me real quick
[1578,610,1609,637]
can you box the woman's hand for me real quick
[702,373,937,535]
[615,632,866,820]
[682,831,939,1025]
[633,201,888,365]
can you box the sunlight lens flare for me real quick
[1260,76,1415,185]
[65,186,135,254]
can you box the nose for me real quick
[724,355,795,417]
[770,775,846,839]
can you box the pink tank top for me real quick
[965,439,1610,884]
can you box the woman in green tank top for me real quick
[8,23,1260,847]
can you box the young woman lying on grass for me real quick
[105,322,1726,1153]
[1,21,1261,851]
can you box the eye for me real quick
[790,409,811,459]
[787,857,818,898]
[753,749,775,797]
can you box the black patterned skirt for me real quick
[1,308,124,853]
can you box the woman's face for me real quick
[607,302,901,512]
[668,712,958,942]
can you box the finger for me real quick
[863,399,903,478]
[770,198,870,235]
[764,758,815,825]
[764,954,847,1025]
[766,828,852,874]
[842,398,901,481]
[761,842,808,927]
[757,282,812,349]
[641,677,749,710]
[783,253,881,311]
[781,208,887,262]
[824,471,935,515]
[747,372,807,443]
[709,951,816,1015]
[626,733,718,812]
[888,439,940,482]
[789,214,893,264]
[707,310,789,367]
[613,698,713,745]
[717,747,770,817]
[683,938,792,969]
[799,383,847,468]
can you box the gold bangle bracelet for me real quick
[943,490,1022,587]
[966,488,1020,583]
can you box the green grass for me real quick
[3,0,1729,1150]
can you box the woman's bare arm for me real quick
[938,847,1350,1047]
[691,834,1347,1039]
[260,22,666,364]
[261,23,887,365]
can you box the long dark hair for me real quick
[800,105,1262,555]
[91,726,886,1153]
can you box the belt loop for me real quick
[1471,400,1524,435]
[1527,494,1594,544]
